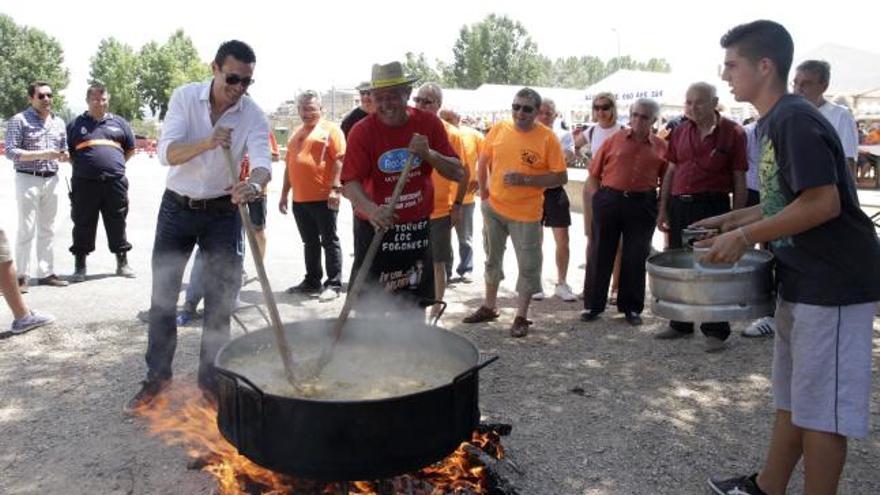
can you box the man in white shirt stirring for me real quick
[125,40,271,412]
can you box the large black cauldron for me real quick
[214,318,496,481]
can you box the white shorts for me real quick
[772,297,875,438]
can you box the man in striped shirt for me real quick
[4,81,70,290]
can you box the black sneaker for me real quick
[285,280,321,294]
[580,310,601,322]
[708,473,767,495]
[123,379,171,415]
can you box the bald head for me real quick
[415,82,443,115]
[685,82,719,125]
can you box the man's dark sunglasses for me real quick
[511,103,535,114]
[225,73,254,87]
[37,93,53,100]
[593,104,612,111]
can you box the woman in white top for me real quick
[577,92,623,302]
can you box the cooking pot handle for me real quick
[453,354,499,384]
[215,367,266,400]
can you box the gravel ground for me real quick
[0,155,878,494]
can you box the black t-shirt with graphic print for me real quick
[757,94,880,305]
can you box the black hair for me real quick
[213,40,256,67]
[720,20,793,84]
[515,87,541,109]
[28,81,50,97]
[86,81,107,99]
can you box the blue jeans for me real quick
[454,202,475,276]
[145,190,242,393]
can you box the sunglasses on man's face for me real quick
[511,103,535,114]
[413,97,436,106]
[224,73,254,87]
[36,93,53,100]
[593,104,612,111]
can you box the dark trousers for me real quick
[667,194,732,340]
[291,200,342,289]
[145,190,242,393]
[746,189,760,207]
[69,175,132,255]
[584,188,657,314]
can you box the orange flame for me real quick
[133,383,501,495]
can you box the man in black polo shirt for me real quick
[67,82,136,282]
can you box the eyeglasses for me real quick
[630,112,652,121]
[224,73,254,87]
[511,103,535,114]
[359,90,371,96]
[413,97,436,105]
[593,104,612,111]
[36,93,53,100]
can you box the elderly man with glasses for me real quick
[580,98,668,326]
[655,82,748,352]
[4,81,71,291]
[462,88,567,337]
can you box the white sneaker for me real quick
[554,283,577,302]
[531,290,546,301]
[742,316,776,338]
[318,287,340,302]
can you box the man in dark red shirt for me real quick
[656,82,748,351]
[581,98,668,326]
[341,61,463,309]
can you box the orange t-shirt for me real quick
[430,120,465,219]
[482,120,567,222]
[286,120,346,202]
[457,125,484,205]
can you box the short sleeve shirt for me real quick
[668,115,748,195]
[817,101,859,160]
[757,94,880,305]
[458,125,484,205]
[482,120,567,223]
[67,112,135,179]
[589,129,667,192]
[286,120,346,202]
[430,120,465,218]
[341,107,457,223]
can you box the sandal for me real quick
[509,316,532,338]
[462,306,500,323]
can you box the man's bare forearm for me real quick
[526,171,567,188]
[427,151,464,182]
[165,139,212,166]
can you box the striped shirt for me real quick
[4,107,67,173]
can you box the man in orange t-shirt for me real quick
[462,88,568,337]
[440,109,483,283]
[414,83,468,318]
[279,90,346,301]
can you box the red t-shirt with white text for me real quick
[341,107,458,223]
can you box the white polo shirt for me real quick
[818,100,858,160]
[158,81,271,199]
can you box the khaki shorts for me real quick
[0,228,11,264]
[481,203,542,296]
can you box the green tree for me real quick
[89,37,142,120]
[446,14,546,88]
[640,57,672,73]
[0,14,69,118]
[136,30,209,120]
[402,52,442,85]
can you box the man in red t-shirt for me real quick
[656,81,748,351]
[341,62,463,309]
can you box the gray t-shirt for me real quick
[757,94,880,305]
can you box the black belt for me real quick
[16,169,56,178]
[673,192,729,203]
[166,189,234,212]
[600,186,656,198]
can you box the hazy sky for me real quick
[5,0,879,113]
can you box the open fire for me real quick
[133,383,510,495]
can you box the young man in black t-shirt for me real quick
[691,20,880,495]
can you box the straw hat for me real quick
[370,62,419,90]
